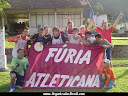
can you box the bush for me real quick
[113,27,119,33]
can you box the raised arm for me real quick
[92,18,97,29]
[86,19,93,31]
[113,11,123,28]
[87,10,94,31]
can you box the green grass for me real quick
[5,36,14,48]
[112,40,128,45]
[111,37,128,45]
[112,37,128,39]
[7,62,11,68]
[112,58,128,66]
[0,67,128,92]
[1,58,128,92]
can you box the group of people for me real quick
[8,11,123,92]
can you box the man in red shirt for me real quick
[61,16,93,36]
[60,16,74,34]
[92,12,123,68]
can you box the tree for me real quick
[0,0,11,8]
[94,3,104,15]
[0,0,11,27]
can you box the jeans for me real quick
[99,75,115,89]
[106,48,111,60]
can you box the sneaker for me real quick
[9,88,15,92]
[9,86,15,93]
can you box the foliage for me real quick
[0,0,11,8]
[0,0,11,27]
[113,27,119,33]
[94,3,104,15]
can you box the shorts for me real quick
[10,71,24,87]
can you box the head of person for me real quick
[17,48,26,58]
[22,27,29,37]
[103,59,110,68]
[68,21,74,30]
[73,28,79,35]
[95,34,102,43]
[44,26,50,35]
[80,25,85,33]
[85,31,92,39]
[52,26,60,37]
[38,28,44,37]
[101,21,108,30]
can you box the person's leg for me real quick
[10,73,16,86]
[17,85,23,89]
[107,80,114,89]
[106,48,112,68]
[9,71,17,92]
[16,74,25,89]
[106,48,111,60]
[99,75,105,87]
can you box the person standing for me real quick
[68,28,81,44]
[60,16,74,34]
[79,18,93,37]
[52,26,67,44]
[42,26,52,46]
[91,34,114,60]
[81,31,95,45]
[8,27,29,57]
[92,12,123,67]
[28,28,44,44]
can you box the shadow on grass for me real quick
[116,69,128,80]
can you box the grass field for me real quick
[111,37,128,39]
[5,36,15,48]
[0,57,128,92]
[112,40,128,45]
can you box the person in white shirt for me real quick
[67,28,81,44]
[52,26,67,44]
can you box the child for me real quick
[67,28,81,44]
[9,48,29,92]
[99,59,116,89]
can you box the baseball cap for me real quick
[103,59,110,64]
[80,25,85,28]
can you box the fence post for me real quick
[0,17,7,71]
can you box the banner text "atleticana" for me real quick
[25,72,99,88]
